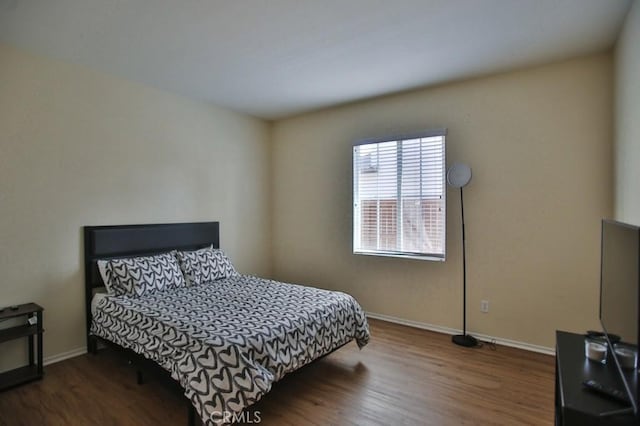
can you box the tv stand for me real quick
[555,331,637,425]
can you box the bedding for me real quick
[175,246,238,286]
[90,274,370,425]
[97,252,186,297]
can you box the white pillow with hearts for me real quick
[97,252,186,297]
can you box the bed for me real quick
[84,222,370,425]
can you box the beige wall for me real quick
[271,54,613,349]
[0,44,271,370]
[615,0,640,224]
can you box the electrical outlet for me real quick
[480,300,489,313]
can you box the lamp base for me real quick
[452,334,479,347]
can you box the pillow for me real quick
[97,252,186,297]
[175,246,238,286]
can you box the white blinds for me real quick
[353,131,446,260]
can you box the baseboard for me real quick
[13,315,555,369]
[4,316,553,372]
[366,311,555,356]
[44,347,87,366]
[0,346,86,374]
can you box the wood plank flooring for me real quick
[0,319,555,425]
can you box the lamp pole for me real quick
[448,163,478,348]
[461,187,467,338]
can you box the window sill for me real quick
[353,251,445,262]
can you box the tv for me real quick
[600,219,640,415]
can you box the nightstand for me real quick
[0,303,44,391]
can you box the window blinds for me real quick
[353,130,446,260]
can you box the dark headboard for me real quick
[83,222,220,350]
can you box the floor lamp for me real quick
[447,162,479,348]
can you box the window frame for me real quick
[352,129,447,262]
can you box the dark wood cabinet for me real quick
[555,331,637,425]
[0,303,44,391]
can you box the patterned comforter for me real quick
[91,275,370,425]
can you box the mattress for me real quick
[91,275,370,425]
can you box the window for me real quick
[353,130,446,260]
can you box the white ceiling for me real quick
[0,0,633,119]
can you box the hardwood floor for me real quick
[0,319,555,425]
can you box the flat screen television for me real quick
[600,219,640,415]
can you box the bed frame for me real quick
[84,221,220,426]
[83,221,352,425]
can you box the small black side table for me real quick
[0,303,44,391]
[555,330,637,425]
